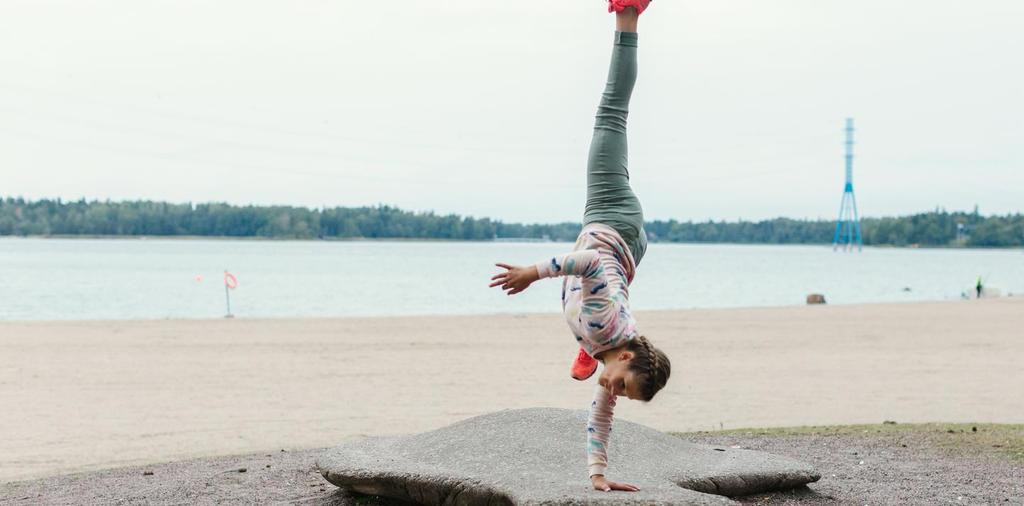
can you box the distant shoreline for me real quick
[3,234,1023,250]
[5,198,1023,247]
[0,234,510,243]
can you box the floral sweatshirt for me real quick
[533,223,638,477]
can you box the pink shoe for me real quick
[608,0,653,15]
[571,348,599,381]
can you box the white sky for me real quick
[1,0,1021,223]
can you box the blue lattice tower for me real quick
[832,118,863,251]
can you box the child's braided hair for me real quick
[625,335,671,401]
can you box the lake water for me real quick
[1,238,1021,321]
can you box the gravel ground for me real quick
[2,424,1020,505]
[685,423,1023,505]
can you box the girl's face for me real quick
[598,355,642,400]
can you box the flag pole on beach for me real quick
[224,270,238,318]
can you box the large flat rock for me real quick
[318,408,820,505]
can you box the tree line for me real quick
[1,197,1021,247]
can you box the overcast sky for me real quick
[1,0,1021,223]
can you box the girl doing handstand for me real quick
[490,0,671,493]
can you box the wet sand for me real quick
[1,298,1022,482]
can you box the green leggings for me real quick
[582,31,647,265]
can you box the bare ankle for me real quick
[615,8,639,32]
[614,7,638,32]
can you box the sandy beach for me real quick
[2,298,1022,483]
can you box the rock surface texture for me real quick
[318,408,820,505]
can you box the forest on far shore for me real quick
[2,197,1022,247]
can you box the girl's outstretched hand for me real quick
[591,474,640,492]
[489,263,539,295]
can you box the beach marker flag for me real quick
[224,270,238,318]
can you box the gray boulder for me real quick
[318,408,819,505]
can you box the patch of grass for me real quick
[674,423,1024,462]
[930,424,1024,462]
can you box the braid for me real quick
[628,335,671,401]
[639,336,658,380]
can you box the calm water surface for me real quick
[1,238,1021,320]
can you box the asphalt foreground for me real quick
[3,423,1020,505]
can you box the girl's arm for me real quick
[587,385,640,492]
[587,384,614,477]
[535,250,601,280]
[489,249,604,296]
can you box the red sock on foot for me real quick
[608,0,652,16]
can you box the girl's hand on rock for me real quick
[591,474,640,492]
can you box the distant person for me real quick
[976,276,984,299]
[489,0,670,493]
